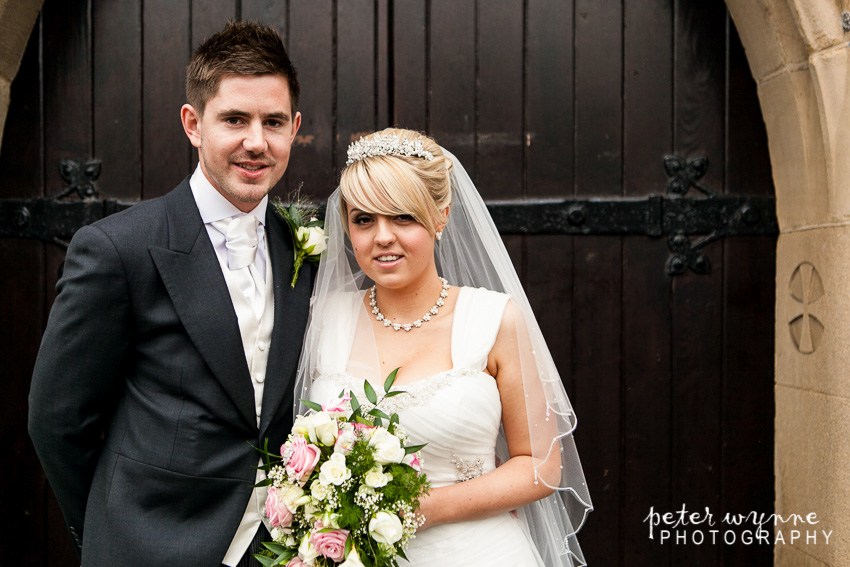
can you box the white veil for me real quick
[294,149,592,566]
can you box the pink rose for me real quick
[310,529,349,562]
[322,393,352,418]
[352,422,376,439]
[403,452,421,473]
[265,487,294,529]
[285,435,321,483]
[286,558,306,567]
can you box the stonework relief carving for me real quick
[789,262,824,354]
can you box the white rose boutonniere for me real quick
[273,189,326,288]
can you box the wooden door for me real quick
[0,1,774,565]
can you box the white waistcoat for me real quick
[220,260,276,565]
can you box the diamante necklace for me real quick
[370,277,450,332]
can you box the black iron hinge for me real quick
[0,156,778,276]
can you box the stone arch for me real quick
[726,1,850,565]
[0,0,43,154]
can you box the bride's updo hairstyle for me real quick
[339,128,452,236]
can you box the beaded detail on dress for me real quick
[317,368,480,414]
[452,454,485,482]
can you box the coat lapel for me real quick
[148,180,257,431]
[259,208,314,437]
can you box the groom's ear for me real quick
[181,104,202,148]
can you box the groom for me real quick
[28,21,311,567]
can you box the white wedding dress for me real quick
[309,286,544,566]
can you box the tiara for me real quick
[346,133,435,165]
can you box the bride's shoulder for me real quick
[457,285,510,304]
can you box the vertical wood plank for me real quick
[376,0,390,129]
[0,22,50,567]
[93,0,142,200]
[477,1,523,200]
[670,2,727,565]
[721,18,774,567]
[43,0,92,196]
[191,0,237,49]
[429,0,476,177]
[241,0,288,26]
[336,0,377,169]
[40,1,91,560]
[287,0,335,199]
[143,0,192,198]
[391,0,426,131]
[622,1,673,565]
[525,1,575,454]
[526,0,574,198]
[573,1,623,564]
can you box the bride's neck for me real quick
[373,273,444,321]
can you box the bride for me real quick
[299,128,591,566]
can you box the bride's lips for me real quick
[374,254,403,268]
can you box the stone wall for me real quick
[0,0,42,155]
[727,1,850,565]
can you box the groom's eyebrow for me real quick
[217,109,292,123]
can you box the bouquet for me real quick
[255,370,429,567]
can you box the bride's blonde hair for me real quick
[339,128,452,236]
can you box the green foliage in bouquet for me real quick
[253,369,430,567]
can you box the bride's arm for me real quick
[417,300,560,529]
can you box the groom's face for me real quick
[181,74,302,212]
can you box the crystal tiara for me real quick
[346,133,435,165]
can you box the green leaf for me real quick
[253,555,276,567]
[382,390,406,398]
[252,478,274,488]
[300,399,323,412]
[305,219,324,228]
[261,542,288,555]
[389,413,399,429]
[289,204,302,225]
[350,391,362,415]
[383,368,400,393]
[364,380,378,405]
[404,443,427,455]
[368,408,391,421]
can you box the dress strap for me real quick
[451,287,510,371]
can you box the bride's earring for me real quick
[435,231,443,241]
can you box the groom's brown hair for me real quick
[186,20,300,114]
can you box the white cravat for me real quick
[212,215,266,320]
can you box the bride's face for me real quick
[346,207,437,291]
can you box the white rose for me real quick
[369,428,406,465]
[369,510,404,545]
[303,412,335,445]
[364,465,392,489]
[334,429,358,455]
[319,452,352,486]
[283,485,311,510]
[339,547,366,567]
[303,501,319,521]
[298,534,320,563]
[310,480,330,501]
[314,420,339,447]
[297,225,327,255]
[292,414,310,438]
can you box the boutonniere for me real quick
[273,190,326,288]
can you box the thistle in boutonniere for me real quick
[273,190,326,288]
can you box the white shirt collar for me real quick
[189,164,268,226]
